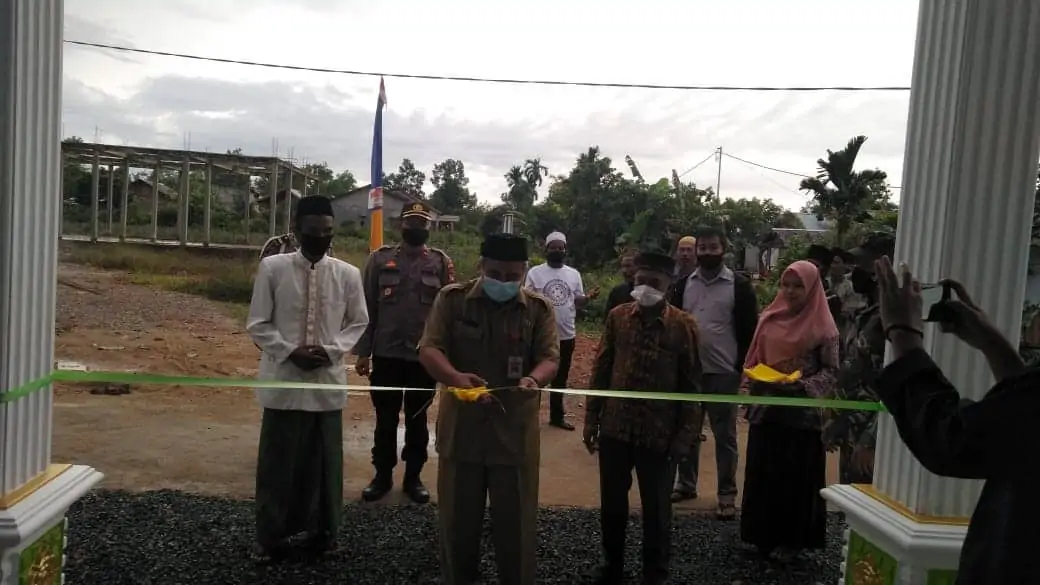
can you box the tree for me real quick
[775,211,806,229]
[384,158,426,200]
[501,165,537,210]
[799,135,891,246]
[429,158,477,214]
[522,158,549,191]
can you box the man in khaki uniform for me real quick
[418,233,560,585]
[354,201,455,504]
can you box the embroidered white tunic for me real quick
[247,251,369,412]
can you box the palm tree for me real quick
[799,135,888,246]
[502,165,533,209]
[522,158,548,189]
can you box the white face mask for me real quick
[630,284,665,307]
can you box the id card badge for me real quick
[507,356,524,379]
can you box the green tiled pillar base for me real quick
[845,530,899,584]
[16,519,65,585]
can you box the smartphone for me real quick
[922,282,955,323]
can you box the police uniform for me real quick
[354,202,455,503]
[418,234,560,585]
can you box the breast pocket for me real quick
[420,272,442,304]
[452,322,484,344]
[377,270,402,304]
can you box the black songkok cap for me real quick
[806,244,832,266]
[296,196,335,219]
[480,234,529,262]
[635,251,675,275]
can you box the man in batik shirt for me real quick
[584,250,703,585]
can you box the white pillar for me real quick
[203,161,212,247]
[119,162,130,242]
[821,1,1040,583]
[0,2,103,583]
[268,161,279,237]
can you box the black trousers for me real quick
[549,338,575,421]
[598,436,673,582]
[369,356,436,473]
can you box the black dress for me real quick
[740,347,833,553]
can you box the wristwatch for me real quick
[520,376,541,388]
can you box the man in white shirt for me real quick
[524,231,598,430]
[246,196,369,563]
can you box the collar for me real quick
[625,301,668,324]
[692,265,733,282]
[293,249,328,267]
[396,244,429,257]
[466,277,529,306]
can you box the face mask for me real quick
[851,267,875,295]
[401,227,429,247]
[696,254,723,270]
[546,251,565,264]
[299,234,332,258]
[630,284,665,307]
[482,277,520,302]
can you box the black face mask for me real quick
[696,254,723,271]
[851,267,875,295]
[546,251,565,264]
[299,234,332,258]
[401,227,429,247]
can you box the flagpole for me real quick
[369,78,387,251]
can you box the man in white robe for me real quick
[246,195,368,563]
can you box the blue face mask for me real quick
[482,277,520,302]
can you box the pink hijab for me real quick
[744,260,838,368]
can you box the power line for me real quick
[722,151,902,189]
[66,40,913,92]
[723,152,810,178]
[677,152,717,178]
[729,156,804,196]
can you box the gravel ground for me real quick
[55,263,234,333]
[66,490,845,585]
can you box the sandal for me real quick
[716,502,737,520]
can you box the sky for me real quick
[62,0,920,211]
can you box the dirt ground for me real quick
[51,262,839,511]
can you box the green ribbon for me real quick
[0,370,887,412]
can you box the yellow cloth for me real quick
[743,364,802,384]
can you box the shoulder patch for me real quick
[441,282,469,294]
[525,289,553,308]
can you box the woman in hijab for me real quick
[739,260,839,562]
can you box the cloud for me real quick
[64,15,141,65]
[62,74,911,210]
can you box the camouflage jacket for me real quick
[822,302,884,451]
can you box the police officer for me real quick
[823,232,894,484]
[418,233,560,585]
[354,201,456,503]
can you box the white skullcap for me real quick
[545,231,567,245]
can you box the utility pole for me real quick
[715,146,723,201]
